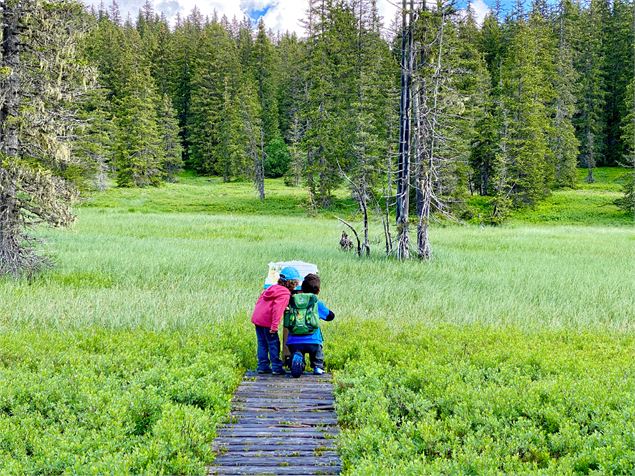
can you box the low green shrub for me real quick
[0,330,245,475]
[330,324,635,475]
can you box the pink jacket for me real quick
[251,284,291,332]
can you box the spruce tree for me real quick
[551,0,580,188]
[217,77,245,182]
[75,87,115,191]
[238,76,265,200]
[472,12,505,197]
[500,16,554,205]
[253,19,281,146]
[302,0,339,207]
[276,33,305,142]
[0,0,95,275]
[113,69,164,187]
[603,0,634,165]
[156,94,183,182]
[187,21,240,174]
[617,77,634,214]
[575,0,609,182]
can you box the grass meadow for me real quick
[0,168,633,474]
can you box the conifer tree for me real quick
[500,15,554,205]
[617,77,634,214]
[0,0,95,275]
[253,19,281,146]
[113,69,164,187]
[156,94,183,181]
[575,0,609,182]
[217,77,245,182]
[167,10,204,163]
[277,33,305,141]
[188,21,240,174]
[472,12,504,197]
[238,76,265,200]
[603,0,634,165]
[551,0,579,188]
[303,0,339,207]
[75,87,115,191]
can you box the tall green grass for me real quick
[0,170,633,474]
[2,210,632,331]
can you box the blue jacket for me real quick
[286,300,334,345]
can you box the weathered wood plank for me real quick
[217,431,336,439]
[214,437,337,446]
[214,456,340,466]
[214,449,339,457]
[209,372,341,475]
[209,466,341,475]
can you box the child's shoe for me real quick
[257,369,272,374]
[291,352,304,378]
[272,368,287,376]
[313,367,325,375]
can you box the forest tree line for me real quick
[83,0,634,214]
[0,0,633,273]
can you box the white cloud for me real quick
[260,0,307,35]
[465,0,491,25]
[85,0,403,35]
[86,0,490,34]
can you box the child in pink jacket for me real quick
[251,266,302,375]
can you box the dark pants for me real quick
[255,326,284,372]
[287,343,325,370]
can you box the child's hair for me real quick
[301,273,320,294]
[278,278,299,290]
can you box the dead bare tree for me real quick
[413,5,448,260]
[396,0,414,260]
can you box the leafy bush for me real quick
[330,324,635,474]
[264,137,291,178]
[0,330,244,475]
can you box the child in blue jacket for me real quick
[285,273,335,377]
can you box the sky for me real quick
[86,0,493,34]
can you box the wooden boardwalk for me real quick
[208,371,341,476]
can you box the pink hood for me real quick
[251,284,291,332]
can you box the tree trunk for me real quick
[0,2,25,276]
[396,0,413,260]
[257,127,266,200]
[586,128,595,183]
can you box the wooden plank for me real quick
[233,397,335,404]
[214,456,340,466]
[210,466,341,475]
[231,408,335,414]
[208,371,341,475]
[214,449,338,457]
[218,430,335,437]
[214,437,337,446]
[230,412,338,421]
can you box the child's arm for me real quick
[318,301,335,321]
[270,293,290,332]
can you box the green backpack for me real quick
[284,293,320,335]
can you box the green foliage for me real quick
[500,15,556,206]
[187,22,240,175]
[0,330,243,475]
[156,94,184,182]
[1,176,633,472]
[469,167,633,226]
[332,325,635,474]
[616,78,635,214]
[264,136,291,178]
[113,70,164,187]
